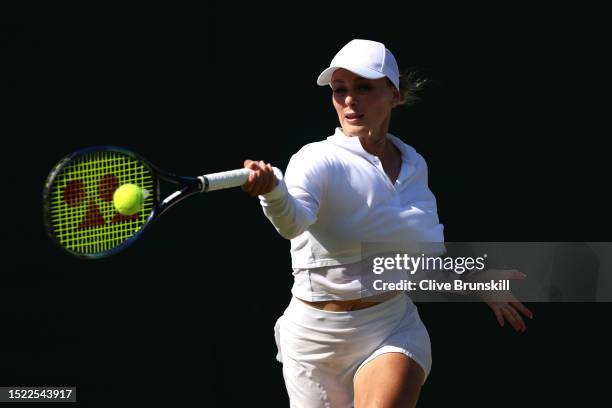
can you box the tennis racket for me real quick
[43,146,281,259]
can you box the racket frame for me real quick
[43,145,204,259]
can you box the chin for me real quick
[342,123,369,136]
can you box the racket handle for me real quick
[199,167,283,192]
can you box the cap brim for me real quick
[316,65,386,86]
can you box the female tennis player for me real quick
[242,39,533,407]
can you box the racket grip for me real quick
[200,167,282,192]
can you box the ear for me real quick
[391,86,401,107]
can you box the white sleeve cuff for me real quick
[258,176,288,203]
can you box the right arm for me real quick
[242,151,326,240]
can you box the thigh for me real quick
[353,352,425,408]
[281,356,353,408]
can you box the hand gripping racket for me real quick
[43,146,281,259]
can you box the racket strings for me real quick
[48,150,155,255]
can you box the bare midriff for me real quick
[297,291,402,312]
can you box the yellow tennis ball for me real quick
[113,184,144,216]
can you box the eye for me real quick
[357,84,373,92]
[332,87,347,95]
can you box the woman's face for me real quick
[331,68,400,139]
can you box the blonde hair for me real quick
[388,69,432,107]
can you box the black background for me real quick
[5,2,611,406]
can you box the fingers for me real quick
[241,159,276,197]
[489,304,505,327]
[500,305,527,332]
[241,160,258,195]
[250,161,267,193]
[510,301,534,320]
[508,270,527,280]
[265,163,276,192]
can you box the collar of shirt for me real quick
[326,127,417,186]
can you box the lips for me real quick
[345,113,364,120]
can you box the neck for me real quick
[358,129,388,157]
[343,115,392,157]
[340,126,400,173]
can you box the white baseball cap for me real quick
[317,39,400,89]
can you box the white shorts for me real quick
[273,292,432,408]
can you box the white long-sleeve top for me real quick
[259,128,445,300]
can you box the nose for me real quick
[344,92,357,106]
